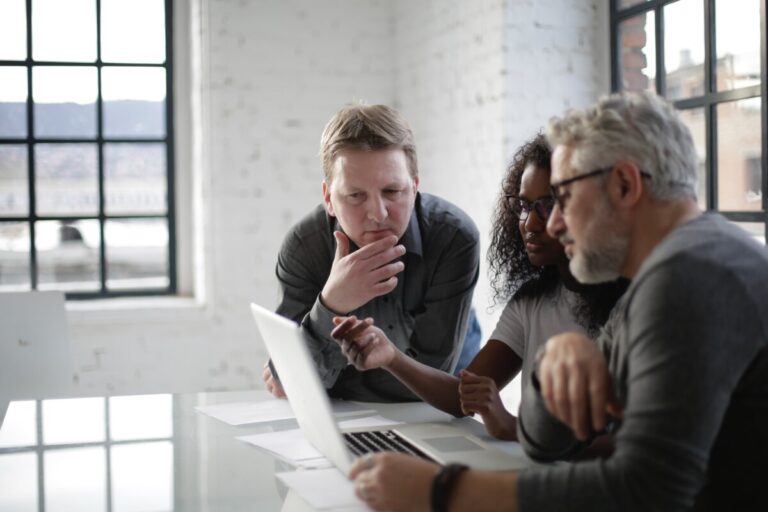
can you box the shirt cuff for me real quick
[517,370,583,462]
[305,296,350,387]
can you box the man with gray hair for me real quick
[345,91,768,511]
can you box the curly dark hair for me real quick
[487,133,627,335]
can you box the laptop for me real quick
[250,303,531,473]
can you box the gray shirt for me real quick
[517,213,768,511]
[490,282,587,393]
[275,192,480,402]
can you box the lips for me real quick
[366,229,394,236]
[525,238,545,252]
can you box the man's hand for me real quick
[349,452,438,511]
[331,316,397,370]
[262,361,286,399]
[320,231,406,314]
[458,370,517,440]
[537,333,622,441]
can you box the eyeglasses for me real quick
[549,167,652,213]
[507,196,555,222]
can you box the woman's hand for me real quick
[331,316,398,370]
[459,370,517,440]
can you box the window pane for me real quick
[35,143,98,216]
[620,0,649,8]
[102,67,166,138]
[0,453,38,510]
[717,98,762,211]
[112,441,173,512]
[42,397,105,445]
[36,220,101,292]
[0,144,28,216]
[105,219,169,290]
[0,400,36,448]
[677,107,707,210]
[101,0,166,64]
[0,66,28,138]
[0,221,30,291]
[732,222,766,245]
[32,0,96,62]
[619,11,656,92]
[665,0,705,100]
[110,394,172,441]
[0,0,27,60]
[716,0,760,92]
[105,143,167,215]
[33,66,97,138]
[45,447,106,512]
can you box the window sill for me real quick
[66,295,208,326]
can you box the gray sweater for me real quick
[517,213,768,511]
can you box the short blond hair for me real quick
[320,104,418,181]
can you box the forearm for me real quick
[517,375,583,461]
[384,350,465,417]
[450,470,519,512]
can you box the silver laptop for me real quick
[250,303,530,473]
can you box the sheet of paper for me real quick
[276,468,370,511]
[237,415,403,466]
[195,399,373,426]
[237,429,324,463]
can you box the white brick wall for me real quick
[65,0,609,397]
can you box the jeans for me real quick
[454,307,482,374]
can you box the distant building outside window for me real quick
[611,0,766,244]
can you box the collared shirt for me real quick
[275,192,480,402]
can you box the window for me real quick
[0,0,176,298]
[0,395,174,511]
[611,0,766,243]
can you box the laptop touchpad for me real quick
[422,436,484,453]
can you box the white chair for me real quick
[0,291,74,428]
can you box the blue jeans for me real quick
[454,307,482,374]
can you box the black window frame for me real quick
[610,0,768,243]
[0,0,177,299]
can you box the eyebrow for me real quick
[518,193,553,201]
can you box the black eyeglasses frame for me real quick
[550,166,652,212]
[506,196,555,222]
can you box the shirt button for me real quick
[388,325,394,330]
[383,297,389,303]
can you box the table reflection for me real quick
[0,391,289,512]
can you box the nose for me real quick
[366,195,388,223]
[523,210,544,233]
[546,203,565,240]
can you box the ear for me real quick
[322,180,336,217]
[609,160,644,209]
[412,175,420,194]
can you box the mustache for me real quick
[558,233,574,245]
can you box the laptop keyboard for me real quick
[343,430,435,461]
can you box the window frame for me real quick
[609,0,768,242]
[0,0,177,299]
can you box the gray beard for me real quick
[568,200,629,284]
[570,236,627,283]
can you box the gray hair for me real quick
[546,91,698,201]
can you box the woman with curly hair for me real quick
[331,133,626,441]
